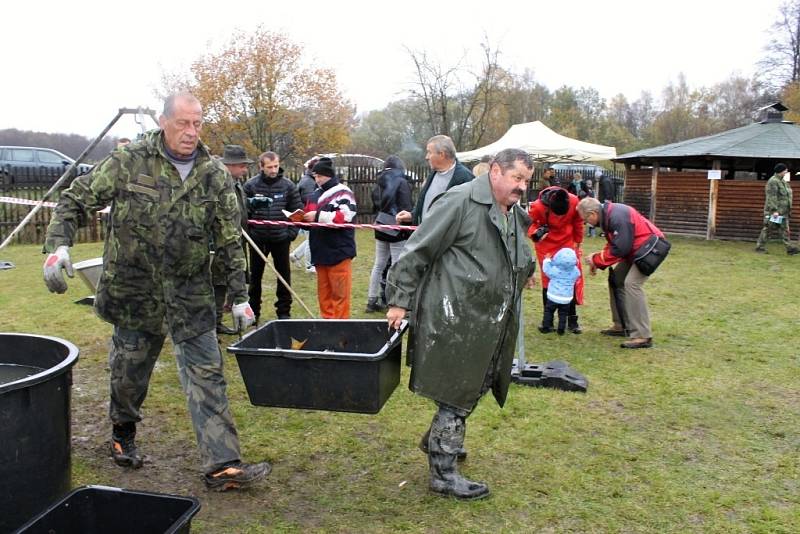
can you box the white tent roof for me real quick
[456,121,616,162]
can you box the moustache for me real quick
[511,188,525,196]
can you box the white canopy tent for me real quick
[456,121,616,162]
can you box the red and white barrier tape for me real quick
[247,219,417,231]
[0,196,110,213]
[0,196,58,208]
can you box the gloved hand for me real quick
[232,301,255,331]
[43,245,74,294]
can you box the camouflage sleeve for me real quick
[43,154,120,253]
[764,179,779,215]
[215,174,248,304]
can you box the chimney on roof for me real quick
[758,102,789,123]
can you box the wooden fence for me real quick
[623,171,800,241]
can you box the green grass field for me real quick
[1,232,799,533]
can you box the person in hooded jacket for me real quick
[527,186,585,333]
[540,247,581,334]
[365,155,413,312]
[243,151,303,322]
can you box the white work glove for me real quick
[232,301,255,331]
[43,245,74,294]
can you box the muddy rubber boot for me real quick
[418,426,467,460]
[428,408,489,500]
[567,315,582,334]
[111,422,143,469]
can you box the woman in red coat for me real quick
[527,186,585,333]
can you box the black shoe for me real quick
[620,338,653,349]
[111,423,143,469]
[557,329,565,335]
[277,314,291,320]
[204,460,272,492]
[216,324,238,335]
[600,328,627,337]
[430,475,490,500]
[567,315,582,334]
[755,247,767,253]
[787,247,799,256]
[365,298,388,313]
[538,325,554,334]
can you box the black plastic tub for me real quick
[0,333,79,533]
[14,485,201,534]
[228,319,407,414]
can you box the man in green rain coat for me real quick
[386,148,537,500]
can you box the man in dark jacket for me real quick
[243,151,303,322]
[395,135,474,225]
[577,197,666,349]
[386,148,536,500]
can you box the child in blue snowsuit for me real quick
[540,247,581,335]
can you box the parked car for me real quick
[0,146,93,185]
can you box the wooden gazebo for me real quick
[614,103,800,240]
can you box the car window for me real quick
[11,149,34,162]
[37,150,67,164]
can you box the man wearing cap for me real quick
[755,163,799,255]
[303,157,358,318]
[243,151,303,322]
[212,145,252,334]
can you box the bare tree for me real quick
[758,0,800,93]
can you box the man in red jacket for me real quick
[577,197,665,349]
[528,186,585,333]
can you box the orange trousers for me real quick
[316,259,352,319]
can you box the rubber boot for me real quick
[567,315,582,334]
[418,426,467,460]
[428,408,489,500]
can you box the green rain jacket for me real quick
[44,130,247,343]
[763,173,793,218]
[387,174,536,412]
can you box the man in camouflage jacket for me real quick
[42,93,269,491]
[755,163,798,254]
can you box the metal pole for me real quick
[0,110,127,250]
[241,228,316,318]
[0,107,158,251]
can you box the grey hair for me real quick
[490,148,534,173]
[162,92,200,118]
[427,135,457,161]
[577,197,601,216]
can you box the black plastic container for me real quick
[228,319,407,414]
[0,333,79,533]
[14,485,201,534]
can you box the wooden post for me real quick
[706,160,721,240]
[649,162,659,222]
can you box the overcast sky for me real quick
[3,0,784,140]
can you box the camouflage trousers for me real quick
[756,218,792,250]
[109,326,241,472]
